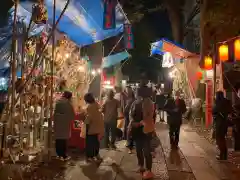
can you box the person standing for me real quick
[213,91,231,160]
[54,91,75,161]
[123,86,135,153]
[83,93,104,162]
[102,90,120,149]
[164,91,186,149]
[129,86,155,179]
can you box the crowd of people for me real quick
[52,80,190,179]
[52,81,240,178]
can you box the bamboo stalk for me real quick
[48,0,56,160]
[19,24,26,149]
[10,0,19,135]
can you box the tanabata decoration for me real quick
[25,39,36,56]
[32,0,48,24]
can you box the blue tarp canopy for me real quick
[102,51,130,68]
[20,0,127,47]
[150,38,185,56]
[150,40,164,56]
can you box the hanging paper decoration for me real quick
[234,39,240,61]
[103,0,117,30]
[218,44,229,62]
[32,0,48,24]
[124,24,134,49]
[0,78,8,91]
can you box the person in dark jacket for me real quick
[164,91,186,149]
[128,87,154,179]
[54,91,75,161]
[212,91,232,160]
[123,86,135,152]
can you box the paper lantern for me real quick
[218,44,229,62]
[204,56,213,70]
[234,39,240,61]
[196,71,203,80]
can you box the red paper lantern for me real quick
[234,39,240,61]
[204,56,213,70]
[219,44,229,62]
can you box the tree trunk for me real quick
[164,0,184,44]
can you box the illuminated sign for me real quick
[103,0,117,29]
[162,52,174,68]
[124,24,134,49]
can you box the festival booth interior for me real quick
[151,38,201,106]
[0,1,129,153]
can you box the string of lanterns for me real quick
[198,36,240,81]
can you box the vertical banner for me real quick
[124,24,134,49]
[205,80,213,128]
[103,0,117,30]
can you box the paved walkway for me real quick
[1,122,239,180]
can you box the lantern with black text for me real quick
[219,44,229,62]
[234,39,240,61]
[204,56,213,70]
[124,24,134,49]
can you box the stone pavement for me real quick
[1,122,239,180]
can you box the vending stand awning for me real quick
[19,0,128,47]
[150,38,194,67]
[102,51,130,68]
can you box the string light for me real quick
[91,70,96,75]
[78,66,84,72]
[65,53,70,58]
[97,68,102,74]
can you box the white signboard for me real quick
[162,52,174,68]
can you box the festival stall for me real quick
[151,38,200,106]
[0,0,129,159]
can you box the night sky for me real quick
[123,10,172,82]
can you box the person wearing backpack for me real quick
[128,86,155,179]
[164,91,186,149]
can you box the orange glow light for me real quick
[204,56,213,70]
[234,39,240,61]
[219,44,229,62]
[196,71,203,80]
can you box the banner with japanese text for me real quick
[103,0,117,30]
[124,24,134,49]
